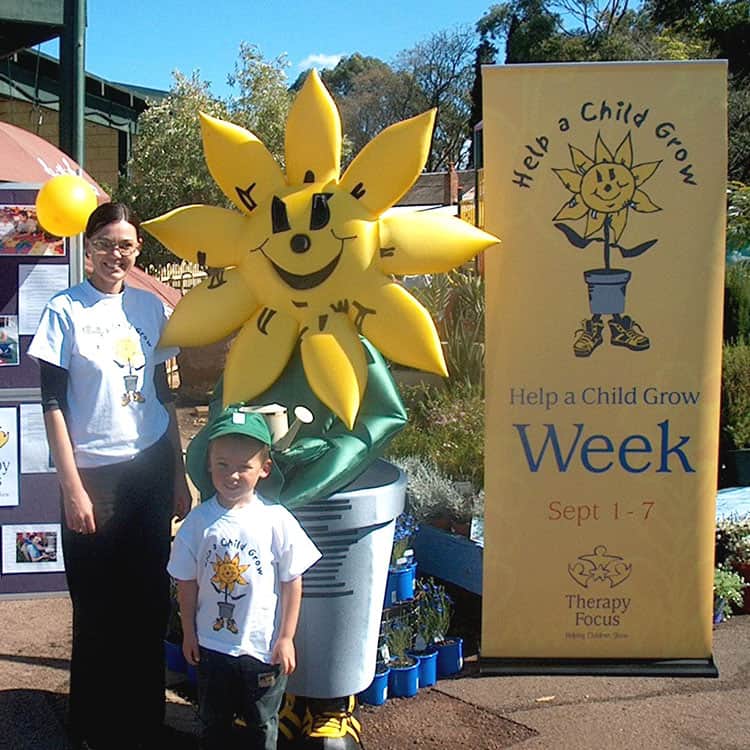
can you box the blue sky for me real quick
[42,0,497,97]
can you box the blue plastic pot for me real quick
[384,562,417,606]
[436,637,464,677]
[358,664,390,706]
[388,657,419,697]
[164,640,187,673]
[407,646,438,687]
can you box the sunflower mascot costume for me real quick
[143,71,498,748]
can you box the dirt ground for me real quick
[0,405,532,749]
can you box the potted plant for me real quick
[384,513,419,606]
[417,577,463,677]
[713,565,746,623]
[716,517,750,613]
[390,455,466,530]
[385,619,419,698]
[406,577,442,687]
[721,341,750,484]
[358,661,390,706]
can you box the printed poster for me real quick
[481,61,726,668]
[0,406,20,507]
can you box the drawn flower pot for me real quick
[388,655,420,698]
[584,269,631,315]
[358,663,390,706]
[123,374,138,392]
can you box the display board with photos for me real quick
[0,184,69,596]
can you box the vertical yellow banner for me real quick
[482,62,726,672]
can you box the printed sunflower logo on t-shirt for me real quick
[113,335,146,405]
[210,551,250,635]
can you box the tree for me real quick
[395,27,478,170]
[117,45,290,266]
[226,42,291,162]
[337,65,424,160]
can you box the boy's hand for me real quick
[182,630,200,667]
[271,636,296,675]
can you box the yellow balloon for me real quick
[35,174,98,237]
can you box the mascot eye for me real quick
[272,196,291,234]
[310,193,333,231]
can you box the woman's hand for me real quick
[173,474,192,520]
[63,490,97,534]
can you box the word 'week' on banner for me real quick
[482,61,727,662]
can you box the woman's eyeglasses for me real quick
[90,238,140,256]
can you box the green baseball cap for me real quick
[186,404,282,501]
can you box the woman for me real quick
[28,202,191,750]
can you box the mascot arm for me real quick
[274,340,407,508]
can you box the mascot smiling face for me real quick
[144,71,498,429]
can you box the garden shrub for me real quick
[387,383,484,489]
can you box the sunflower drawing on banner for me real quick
[552,131,662,358]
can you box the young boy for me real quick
[168,405,321,750]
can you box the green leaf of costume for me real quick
[186,338,407,508]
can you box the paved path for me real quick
[1,596,748,749]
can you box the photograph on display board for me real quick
[0,204,64,256]
[0,315,19,366]
[2,523,64,573]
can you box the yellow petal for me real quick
[631,189,661,213]
[613,132,633,167]
[610,209,628,243]
[594,132,614,163]
[223,308,299,406]
[160,269,258,348]
[631,160,662,188]
[200,112,286,215]
[339,109,436,218]
[301,314,367,430]
[285,70,341,186]
[143,205,250,267]
[553,196,589,222]
[552,168,583,194]
[356,281,447,377]
[378,212,498,275]
[585,211,606,237]
[569,145,593,174]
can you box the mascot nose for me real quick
[291,234,311,253]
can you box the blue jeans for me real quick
[197,647,287,750]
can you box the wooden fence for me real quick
[145,260,206,295]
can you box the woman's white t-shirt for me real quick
[167,495,321,663]
[27,280,177,467]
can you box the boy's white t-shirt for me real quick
[167,494,321,663]
[27,280,178,467]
